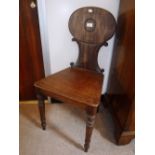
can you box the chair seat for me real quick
[34,67,103,107]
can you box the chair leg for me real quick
[84,107,97,152]
[37,93,46,130]
[97,104,100,113]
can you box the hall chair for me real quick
[34,7,116,152]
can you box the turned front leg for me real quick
[84,107,97,152]
[37,93,46,130]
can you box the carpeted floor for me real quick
[19,103,134,155]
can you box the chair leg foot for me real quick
[42,123,46,130]
[84,145,88,152]
[37,93,46,130]
[84,107,97,152]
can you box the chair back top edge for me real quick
[69,7,116,45]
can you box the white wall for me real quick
[38,0,120,94]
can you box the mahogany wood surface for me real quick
[69,7,116,44]
[35,67,103,107]
[106,0,135,145]
[19,0,45,100]
[35,7,116,152]
[69,7,116,73]
[37,93,46,130]
[84,107,97,152]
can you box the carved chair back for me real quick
[69,7,116,73]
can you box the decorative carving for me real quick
[70,62,74,68]
[69,7,116,74]
[86,114,96,127]
[84,18,96,32]
[84,110,96,152]
[34,6,116,153]
[69,7,116,44]
[72,38,104,73]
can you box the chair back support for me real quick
[69,7,116,73]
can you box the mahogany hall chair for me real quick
[34,7,116,152]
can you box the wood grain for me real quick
[106,0,135,145]
[34,7,116,152]
[69,7,116,44]
[35,67,103,108]
[19,0,45,100]
[69,7,116,73]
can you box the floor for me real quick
[19,103,135,155]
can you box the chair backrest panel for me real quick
[69,7,116,73]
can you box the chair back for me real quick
[69,7,116,73]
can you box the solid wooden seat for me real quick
[34,6,116,152]
[35,67,103,107]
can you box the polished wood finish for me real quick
[35,7,116,152]
[36,93,46,130]
[35,68,103,107]
[69,7,116,73]
[84,107,97,152]
[19,0,45,100]
[106,0,135,145]
[69,7,116,44]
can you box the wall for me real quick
[37,0,120,94]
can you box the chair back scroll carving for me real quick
[69,7,116,73]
